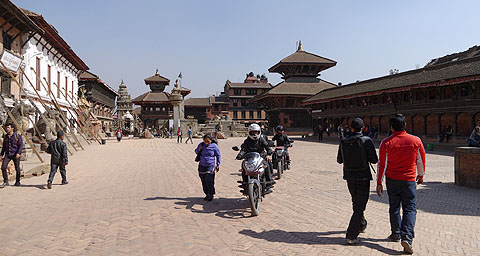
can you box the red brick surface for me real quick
[0,138,479,255]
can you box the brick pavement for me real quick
[0,137,479,255]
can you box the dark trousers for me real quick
[319,131,323,141]
[1,156,21,183]
[177,136,182,143]
[48,163,67,183]
[198,165,215,197]
[185,136,193,144]
[386,177,417,242]
[346,180,370,239]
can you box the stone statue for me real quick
[174,79,179,88]
[6,101,35,132]
[34,108,64,143]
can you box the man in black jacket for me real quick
[337,118,378,244]
[46,130,69,189]
[272,125,292,168]
[0,123,23,188]
[236,123,275,193]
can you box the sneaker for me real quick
[346,238,359,245]
[0,182,8,188]
[62,181,68,185]
[14,182,21,186]
[388,234,401,242]
[359,226,366,233]
[47,182,52,189]
[206,196,213,202]
[203,196,208,201]
[401,240,413,254]
[265,187,273,194]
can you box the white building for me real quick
[21,9,88,125]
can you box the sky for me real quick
[12,0,480,99]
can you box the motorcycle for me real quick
[271,142,293,180]
[233,146,272,216]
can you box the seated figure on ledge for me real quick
[466,119,480,147]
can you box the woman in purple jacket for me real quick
[194,134,221,201]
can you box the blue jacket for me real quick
[195,142,221,168]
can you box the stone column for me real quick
[170,92,183,132]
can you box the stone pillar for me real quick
[170,92,183,132]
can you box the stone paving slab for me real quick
[0,137,479,255]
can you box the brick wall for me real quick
[454,147,480,188]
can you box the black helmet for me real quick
[275,125,284,132]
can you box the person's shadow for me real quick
[16,184,47,190]
[144,196,252,219]
[239,229,403,255]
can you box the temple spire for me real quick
[297,40,304,52]
[155,69,159,75]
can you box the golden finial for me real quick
[297,40,304,52]
[155,69,159,75]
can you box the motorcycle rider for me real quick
[271,125,292,168]
[236,123,275,193]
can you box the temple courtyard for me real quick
[0,137,479,256]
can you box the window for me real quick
[286,99,295,107]
[460,86,469,97]
[72,81,74,101]
[2,32,13,50]
[36,57,41,90]
[249,111,254,119]
[221,104,226,111]
[1,76,11,96]
[155,107,160,111]
[246,89,257,95]
[241,111,246,119]
[57,71,61,98]
[257,111,262,119]
[241,99,246,106]
[232,99,238,107]
[47,65,51,94]
[234,89,242,95]
[233,111,238,119]
[65,76,68,100]
[428,89,436,100]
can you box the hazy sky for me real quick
[13,0,480,99]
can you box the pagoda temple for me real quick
[132,70,191,130]
[250,42,337,132]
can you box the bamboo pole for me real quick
[46,79,90,145]
[15,65,75,155]
[30,70,84,150]
[7,111,43,163]
[65,91,103,144]
[0,60,70,154]
[25,114,48,146]
[50,81,91,145]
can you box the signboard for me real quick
[0,49,22,72]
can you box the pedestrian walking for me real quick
[194,134,220,201]
[169,127,173,139]
[318,124,324,141]
[177,128,183,143]
[116,129,122,142]
[337,118,378,244]
[46,131,69,189]
[0,123,23,188]
[376,114,426,254]
[185,126,193,144]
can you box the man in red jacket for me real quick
[376,114,425,255]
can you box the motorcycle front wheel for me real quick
[248,182,261,216]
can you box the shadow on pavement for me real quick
[239,229,403,255]
[144,196,252,219]
[371,181,480,216]
[15,184,47,190]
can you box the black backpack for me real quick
[340,135,369,172]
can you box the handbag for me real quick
[195,146,203,162]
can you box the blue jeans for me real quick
[386,177,417,242]
[48,163,67,183]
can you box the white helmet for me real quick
[248,123,261,140]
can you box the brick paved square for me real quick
[0,137,479,255]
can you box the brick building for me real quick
[251,42,337,132]
[78,71,118,133]
[224,72,271,124]
[303,46,480,143]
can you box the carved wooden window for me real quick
[57,71,61,98]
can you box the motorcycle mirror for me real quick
[232,146,239,151]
